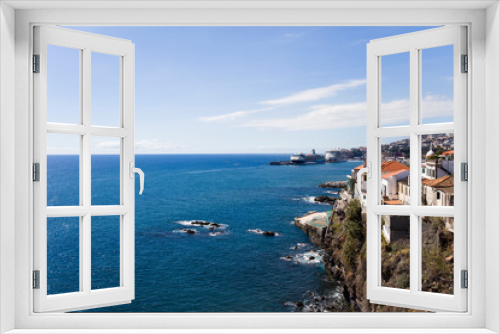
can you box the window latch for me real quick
[129,162,144,195]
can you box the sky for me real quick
[46,26,454,154]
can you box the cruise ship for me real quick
[325,149,347,163]
[290,149,326,164]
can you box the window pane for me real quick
[91,136,121,205]
[47,217,80,295]
[47,45,81,124]
[381,137,410,205]
[380,52,410,127]
[421,133,454,206]
[91,52,121,127]
[381,215,410,290]
[421,45,454,124]
[421,216,454,294]
[47,133,80,206]
[92,215,121,290]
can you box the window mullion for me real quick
[82,47,92,294]
[409,47,420,294]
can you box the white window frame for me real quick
[33,26,136,313]
[365,26,467,312]
[1,1,499,333]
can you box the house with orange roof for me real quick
[422,146,454,180]
[422,175,454,206]
[347,163,367,202]
[350,160,410,206]
[397,176,410,205]
[380,161,410,203]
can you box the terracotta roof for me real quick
[381,169,408,179]
[355,161,410,172]
[383,200,403,205]
[422,175,454,188]
[381,161,410,173]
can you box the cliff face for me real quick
[296,200,425,312]
[295,222,326,248]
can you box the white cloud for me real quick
[284,32,305,39]
[96,141,120,149]
[198,107,272,122]
[260,79,366,106]
[46,146,79,155]
[242,95,453,131]
[135,139,176,152]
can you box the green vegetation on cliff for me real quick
[320,199,454,312]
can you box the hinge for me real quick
[33,54,40,73]
[461,270,468,289]
[461,162,468,182]
[33,163,40,182]
[33,270,40,289]
[461,54,468,73]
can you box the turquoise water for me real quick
[46,154,358,312]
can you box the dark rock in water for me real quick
[314,195,337,205]
[180,228,197,234]
[318,181,348,189]
[248,229,278,236]
[295,301,304,307]
[191,220,209,225]
[309,256,315,260]
[191,221,222,228]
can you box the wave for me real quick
[247,229,280,236]
[173,228,197,234]
[325,190,340,195]
[174,220,228,229]
[209,231,228,237]
[284,290,343,312]
[290,243,309,250]
[280,250,324,264]
[298,196,330,205]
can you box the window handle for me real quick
[129,162,145,195]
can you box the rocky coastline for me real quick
[318,181,348,189]
[293,198,421,312]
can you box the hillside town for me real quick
[342,134,454,242]
[293,134,456,311]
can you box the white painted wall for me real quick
[485,2,500,333]
[0,2,16,333]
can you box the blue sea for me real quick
[46,154,358,312]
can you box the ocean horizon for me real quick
[47,154,359,312]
